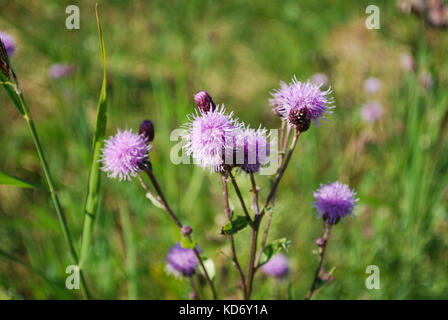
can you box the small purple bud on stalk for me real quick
[139,120,155,142]
[194,90,216,113]
[181,225,192,236]
[316,237,326,247]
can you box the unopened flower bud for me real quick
[139,120,154,142]
[316,238,326,247]
[289,108,310,132]
[194,90,216,113]
[181,225,192,236]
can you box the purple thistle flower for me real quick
[48,63,74,79]
[0,31,15,57]
[314,181,358,225]
[270,76,334,129]
[237,126,270,174]
[269,81,290,116]
[100,128,151,181]
[363,77,381,94]
[166,244,198,277]
[183,105,240,172]
[361,101,383,123]
[261,254,290,279]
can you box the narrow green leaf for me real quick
[314,266,337,291]
[198,257,215,281]
[145,191,164,209]
[0,171,45,190]
[0,70,23,115]
[259,237,291,266]
[180,237,197,249]
[220,216,250,235]
[79,4,108,268]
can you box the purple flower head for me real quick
[166,244,198,277]
[48,63,74,79]
[269,81,290,116]
[100,128,151,181]
[183,105,240,172]
[363,77,381,94]
[236,126,270,174]
[314,181,358,225]
[361,101,383,123]
[270,76,334,130]
[0,31,15,57]
[194,90,216,113]
[261,254,290,279]
[311,72,329,87]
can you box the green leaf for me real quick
[0,171,45,190]
[145,191,164,209]
[180,237,196,249]
[0,69,24,115]
[259,237,291,266]
[198,257,215,281]
[220,216,250,235]
[314,266,336,291]
[79,4,108,268]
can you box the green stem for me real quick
[18,93,91,299]
[119,208,139,300]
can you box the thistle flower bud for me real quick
[316,237,326,247]
[194,90,216,113]
[289,108,311,132]
[181,225,192,236]
[139,120,155,142]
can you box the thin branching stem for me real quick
[18,93,92,299]
[142,167,217,299]
[221,174,248,299]
[254,129,301,269]
[306,225,332,300]
[228,171,252,222]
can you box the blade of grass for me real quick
[0,170,46,190]
[78,4,108,271]
[0,30,91,300]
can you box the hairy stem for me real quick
[19,93,91,299]
[189,276,200,300]
[142,167,217,299]
[221,174,248,299]
[254,129,301,268]
[228,171,252,222]
[306,225,332,300]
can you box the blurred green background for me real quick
[1,0,447,299]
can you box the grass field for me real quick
[0,0,447,299]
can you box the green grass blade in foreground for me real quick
[79,5,108,269]
[0,171,46,190]
[1,35,91,300]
